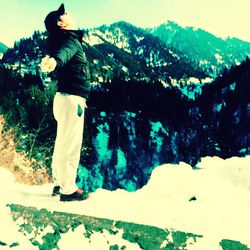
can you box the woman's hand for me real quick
[40,56,57,72]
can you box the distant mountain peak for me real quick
[163,20,179,26]
[148,20,250,76]
[0,42,8,54]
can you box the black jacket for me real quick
[47,30,90,99]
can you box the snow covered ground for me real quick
[0,155,250,249]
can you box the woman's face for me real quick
[59,13,76,30]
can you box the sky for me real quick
[0,155,250,249]
[0,0,250,47]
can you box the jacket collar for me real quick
[50,29,83,42]
[63,29,83,40]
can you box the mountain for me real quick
[2,20,250,87]
[1,23,207,86]
[0,42,8,53]
[0,42,8,59]
[148,20,250,76]
[84,21,207,84]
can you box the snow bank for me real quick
[0,155,250,249]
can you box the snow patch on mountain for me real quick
[168,49,180,59]
[215,53,224,64]
[83,31,104,46]
[134,35,144,43]
[97,27,131,53]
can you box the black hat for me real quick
[44,4,65,32]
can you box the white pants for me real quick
[52,92,86,195]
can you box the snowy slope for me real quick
[0,155,250,249]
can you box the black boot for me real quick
[60,188,89,202]
[52,186,61,196]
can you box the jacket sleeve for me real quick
[53,37,78,69]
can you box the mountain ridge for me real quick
[1,19,250,85]
[148,20,250,76]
